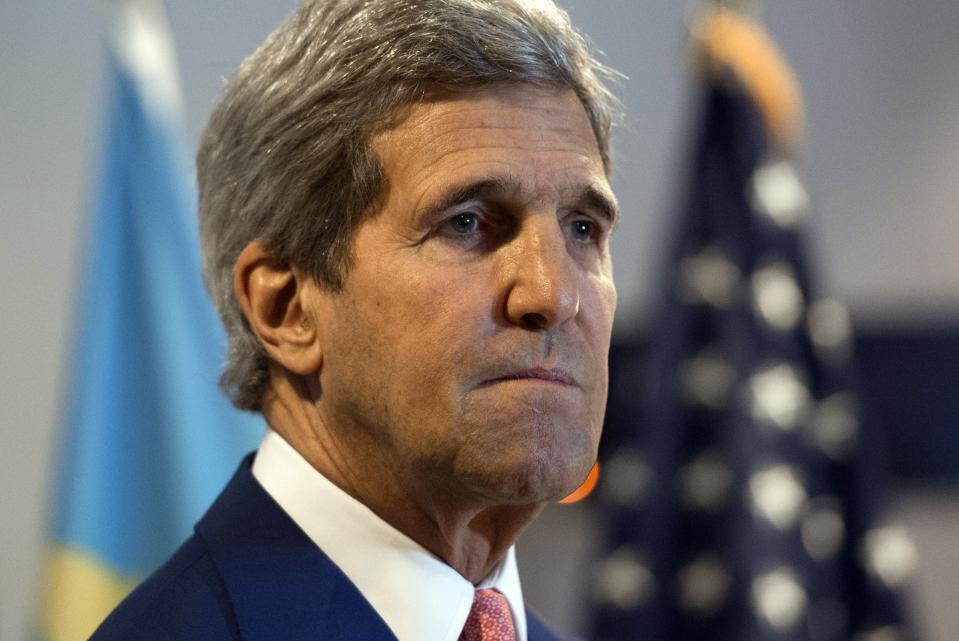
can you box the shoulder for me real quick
[89,535,240,641]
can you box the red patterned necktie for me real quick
[459,588,518,641]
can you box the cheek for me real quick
[351,277,482,418]
[593,267,617,322]
[580,273,616,418]
[581,273,617,356]
[389,265,492,356]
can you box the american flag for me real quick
[588,30,918,641]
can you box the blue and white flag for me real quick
[590,9,917,641]
[38,3,262,639]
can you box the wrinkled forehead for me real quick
[371,84,611,214]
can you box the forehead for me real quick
[372,85,609,212]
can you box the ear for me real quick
[233,241,322,376]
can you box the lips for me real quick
[486,367,576,386]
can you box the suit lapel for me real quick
[195,455,398,641]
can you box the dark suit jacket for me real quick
[90,454,566,641]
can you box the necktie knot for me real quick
[459,588,517,641]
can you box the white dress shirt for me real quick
[252,428,528,641]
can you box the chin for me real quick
[458,432,598,505]
[447,392,603,503]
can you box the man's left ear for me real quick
[233,241,323,376]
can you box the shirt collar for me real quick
[252,428,528,641]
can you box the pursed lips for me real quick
[482,367,577,387]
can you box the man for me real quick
[92,1,619,639]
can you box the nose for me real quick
[503,216,580,331]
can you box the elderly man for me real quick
[92,0,618,639]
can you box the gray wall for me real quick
[2,2,957,640]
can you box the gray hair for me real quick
[198,0,620,412]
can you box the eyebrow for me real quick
[418,177,517,223]
[418,176,620,226]
[579,184,620,228]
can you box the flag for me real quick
[590,8,917,641]
[37,2,262,640]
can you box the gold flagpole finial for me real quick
[689,0,804,150]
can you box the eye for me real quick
[568,219,598,243]
[446,212,480,235]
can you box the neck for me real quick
[262,372,544,583]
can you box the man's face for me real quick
[304,84,617,507]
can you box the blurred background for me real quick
[1,1,957,640]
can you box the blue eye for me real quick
[569,219,597,242]
[448,212,479,234]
